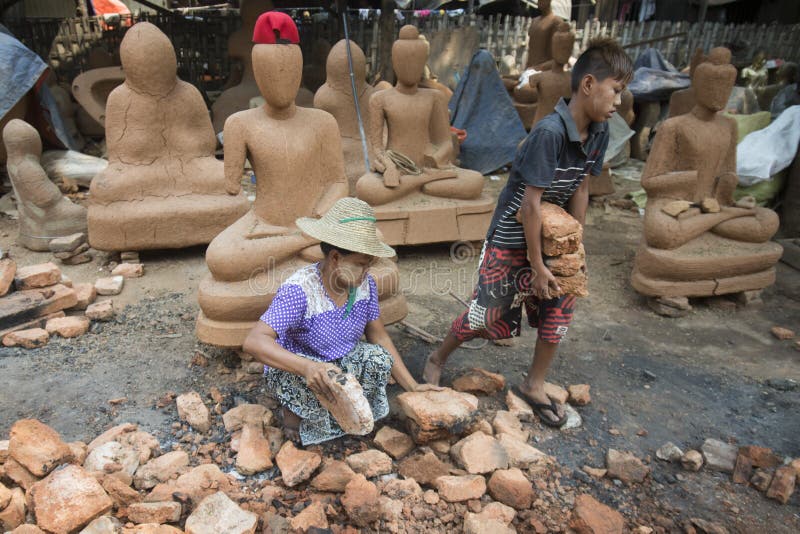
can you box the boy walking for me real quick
[424,38,633,427]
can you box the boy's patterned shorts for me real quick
[451,244,576,344]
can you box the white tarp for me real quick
[737,105,800,186]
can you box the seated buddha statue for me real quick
[313,39,375,195]
[631,52,782,303]
[197,12,406,347]
[510,2,564,129]
[668,47,712,119]
[3,119,87,251]
[526,0,560,71]
[355,25,493,246]
[527,23,575,128]
[87,22,249,251]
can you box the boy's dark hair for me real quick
[571,37,634,92]
[320,241,355,257]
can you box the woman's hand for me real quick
[303,361,339,405]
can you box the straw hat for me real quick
[296,197,395,258]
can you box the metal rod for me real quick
[341,9,371,174]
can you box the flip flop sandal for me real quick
[512,386,568,428]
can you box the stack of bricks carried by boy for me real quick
[541,203,588,297]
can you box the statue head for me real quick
[539,0,552,14]
[326,39,366,93]
[551,23,575,66]
[688,47,706,78]
[252,11,302,109]
[392,26,428,86]
[693,49,736,112]
[120,22,177,96]
[3,119,42,160]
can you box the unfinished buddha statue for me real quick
[528,23,575,127]
[512,19,570,129]
[631,52,782,303]
[211,0,274,133]
[87,22,249,251]
[314,39,375,195]
[526,0,560,71]
[667,47,717,119]
[3,119,87,251]
[354,25,493,245]
[197,12,407,347]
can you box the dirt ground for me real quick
[1,163,799,532]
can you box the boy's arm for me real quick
[521,185,561,299]
[567,179,589,227]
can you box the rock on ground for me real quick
[184,492,257,534]
[452,367,506,395]
[46,315,90,338]
[341,474,380,527]
[235,424,273,475]
[127,501,182,524]
[275,442,321,487]
[95,276,125,296]
[701,438,737,473]
[30,465,113,533]
[398,451,452,486]
[14,262,61,290]
[346,449,393,478]
[569,494,625,534]
[176,392,211,433]
[3,328,49,349]
[86,300,115,321]
[133,450,189,490]
[9,419,72,477]
[451,431,509,474]
[681,450,704,471]
[396,388,479,443]
[289,501,328,532]
[435,475,487,502]
[488,468,535,509]
[222,404,272,432]
[605,449,650,485]
[310,459,357,492]
[373,426,414,459]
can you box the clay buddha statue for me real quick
[667,47,714,119]
[197,12,406,347]
[631,52,782,304]
[211,0,274,133]
[88,22,249,251]
[526,0,560,71]
[314,39,375,195]
[3,119,87,251]
[512,18,570,130]
[355,25,493,246]
[527,23,575,127]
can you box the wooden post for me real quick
[698,0,709,24]
[379,0,395,84]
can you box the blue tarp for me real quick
[0,24,47,119]
[628,48,690,102]
[449,50,527,175]
[0,25,77,150]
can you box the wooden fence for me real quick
[5,9,800,98]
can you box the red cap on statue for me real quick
[252,11,300,44]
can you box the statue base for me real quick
[372,192,495,246]
[88,194,249,251]
[632,233,783,297]
[588,165,615,197]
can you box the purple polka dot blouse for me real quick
[260,263,381,362]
